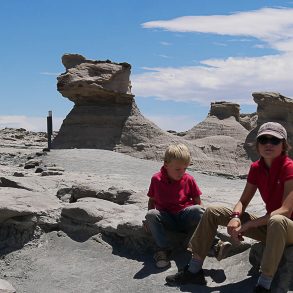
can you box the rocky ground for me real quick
[0,128,292,292]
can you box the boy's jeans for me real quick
[145,205,204,250]
[189,206,293,277]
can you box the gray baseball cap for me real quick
[257,122,287,140]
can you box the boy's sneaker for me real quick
[214,240,232,261]
[165,265,207,286]
[154,250,171,269]
[254,285,271,292]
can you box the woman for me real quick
[165,122,293,293]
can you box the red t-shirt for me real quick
[247,155,293,219]
[147,166,202,214]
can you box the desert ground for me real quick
[0,128,291,293]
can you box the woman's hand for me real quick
[231,221,254,243]
[227,218,242,243]
[236,221,253,236]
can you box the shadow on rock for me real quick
[134,249,194,280]
[165,275,258,293]
[133,257,170,279]
[204,268,226,283]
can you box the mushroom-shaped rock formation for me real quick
[52,54,173,152]
[244,92,293,160]
[52,54,251,176]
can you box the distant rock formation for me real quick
[184,101,249,140]
[52,54,252,176]
[210,101,240,120]
[239,113,258,131]
[53,54,134,149]
[52,54,193,161]
[53,54,175,153]
[244,92,293,160]
[182,101,250,176]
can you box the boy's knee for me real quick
[145,209,160,221]
[188,205,204,215]
[205,206,218,216]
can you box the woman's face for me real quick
[257,135,284,160]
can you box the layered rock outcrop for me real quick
[244,92,293,160]
[184,102,249,140]
[53,54,135,150]
[182,101,251,176]
[53,55,192,163]
[52,54,252,176]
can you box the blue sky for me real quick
[1,0,293,132]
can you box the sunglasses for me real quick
[257,136,282,145]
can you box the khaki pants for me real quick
[189,206,293,277]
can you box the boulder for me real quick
[244,92,293,160]
[249,242,293,292]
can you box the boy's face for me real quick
[164,159,189,181]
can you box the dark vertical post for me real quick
[47,110,53,150]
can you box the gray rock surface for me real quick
[184,116,248,141]
[239,112,258,131]
[0,128,292,292]
[249,243,293,292]
[0,279,15,293]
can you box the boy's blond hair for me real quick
[164,144,191,164]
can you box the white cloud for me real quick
[142,8,293,52]
[132,52,293,105]
[40,72,60,76]
[213,42,227,47]
[0,116,63,132]
[160,41,172,46]
[132,54,293,104]
[146,114,197,132]
[134,7,293,106]
[158,54,172,59]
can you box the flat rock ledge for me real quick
[0,148,292,292]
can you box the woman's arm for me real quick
[238,179,293,235]
[227,182,257,242]
[232,182,257,214]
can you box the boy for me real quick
[145,143,205,268]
